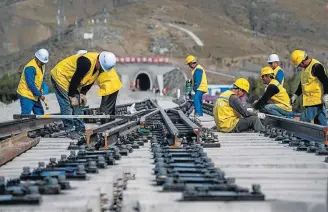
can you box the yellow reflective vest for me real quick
[17,58,44,101]
[191,64,208,93]
[301,59,326,106]
[96,68,122,96]
[51,52,100,92]
[213,90,241,132]
[267,79,292,112]
[273,66,284,86]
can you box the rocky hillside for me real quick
[0,0,328,77]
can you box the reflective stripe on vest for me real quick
[301,59,326,106]
[50,52,100,91]
[17,58,44,101]
[96,68,123,96]
[213,90,240,132]
[273,66,284,86]
[267,79,292,112]
[191,64,208,93]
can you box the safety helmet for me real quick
[76,50,88,55]
[267,54,280,63]
[185,55,196,64]
[261,66,274,76]
[35,48,49,64]
[290,50,307,67]
[233,78,250,93]
[99,51,116,72]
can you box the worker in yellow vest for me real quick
[76,50,122,124]
[213,78,265,133]
[290,50,328,126]
[17,48,49,115]
[185,55,208,117]
[267,54,285,85]
[251,67,292,117]
[50,51,117,139]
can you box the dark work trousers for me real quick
[232,116,265,133]
[100,90,119,124]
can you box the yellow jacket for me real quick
[96,68,122,96]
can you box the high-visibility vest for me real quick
[267,79,292,112]
[213,90,240,132]
[96,67,122,96]
[273,66,284,86]
[17,58,44,101]
[191,64,208,93]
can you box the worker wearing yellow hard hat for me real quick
[185,55,208,117]
[250,67,292,117]
[267,54,285,86]
[290,50,328,126]
[213,78,265,133]
[17,48,49,115]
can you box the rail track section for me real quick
[172,98,328,211]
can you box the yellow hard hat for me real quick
[290,50,307,67]
[261,66,274,76]
[234,78,250,93]
[185,55,196,64]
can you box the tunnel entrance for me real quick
[136,73,151,91]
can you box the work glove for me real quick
[69,96,79,106]
[39,95,45,101]
[291,94,298,105]
[257,112,266,120]
[323,94,328,108]
[40,89,44,95]
[80,94,87,107]
[247,108,255,113]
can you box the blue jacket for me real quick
[24,66,48,97]
[275,69,284,85]
[193,68,203,92]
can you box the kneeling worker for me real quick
[252,67,292,117]
[51,51,117,139]
[17,48,49,115]
[213,78,265,133]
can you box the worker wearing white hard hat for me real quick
[267,54,285,86]
[17,48,49,115]
[50,51,117,139]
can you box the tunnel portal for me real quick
[136,73,151,91]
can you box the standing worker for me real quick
[290,50,328,126]
[213,78,265,133]
[17,48,49,115]
[252,67,292,117]
[267,54,285,85]
[185,55,208,117]
[50,51,117,139]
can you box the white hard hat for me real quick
[99,51,116,72]
[35,48,49,64]
[267,54,280,63]
[76,50,88,55]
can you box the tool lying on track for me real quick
[13,114,138,120]
[42,99,49,110]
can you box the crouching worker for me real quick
[17,48,49,115]
[96,61,122,124]
[252,67,293,117]
[50,51,116,139]
[213,78,265,133]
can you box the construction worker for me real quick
[252,67,292,117]
[267,54,285,85]
[290,50,328,126]
[96,58,122,124]
[50,51,116,139]
[213,78,265,133]
[185,55,208,117]
[17,48,49,115]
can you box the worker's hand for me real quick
[40,89,44,95]
[247,108,255,113]
[80,94,87,107]
[323,94,328,108]
[291,94,298,105]
[69,96,79,106]
[257,112,266,120]
[40,95,45,101]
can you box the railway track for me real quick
[0,98,327,211]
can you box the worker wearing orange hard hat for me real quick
[290,50,328,126]
[213,78,265,133]
[185,55,208,117]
